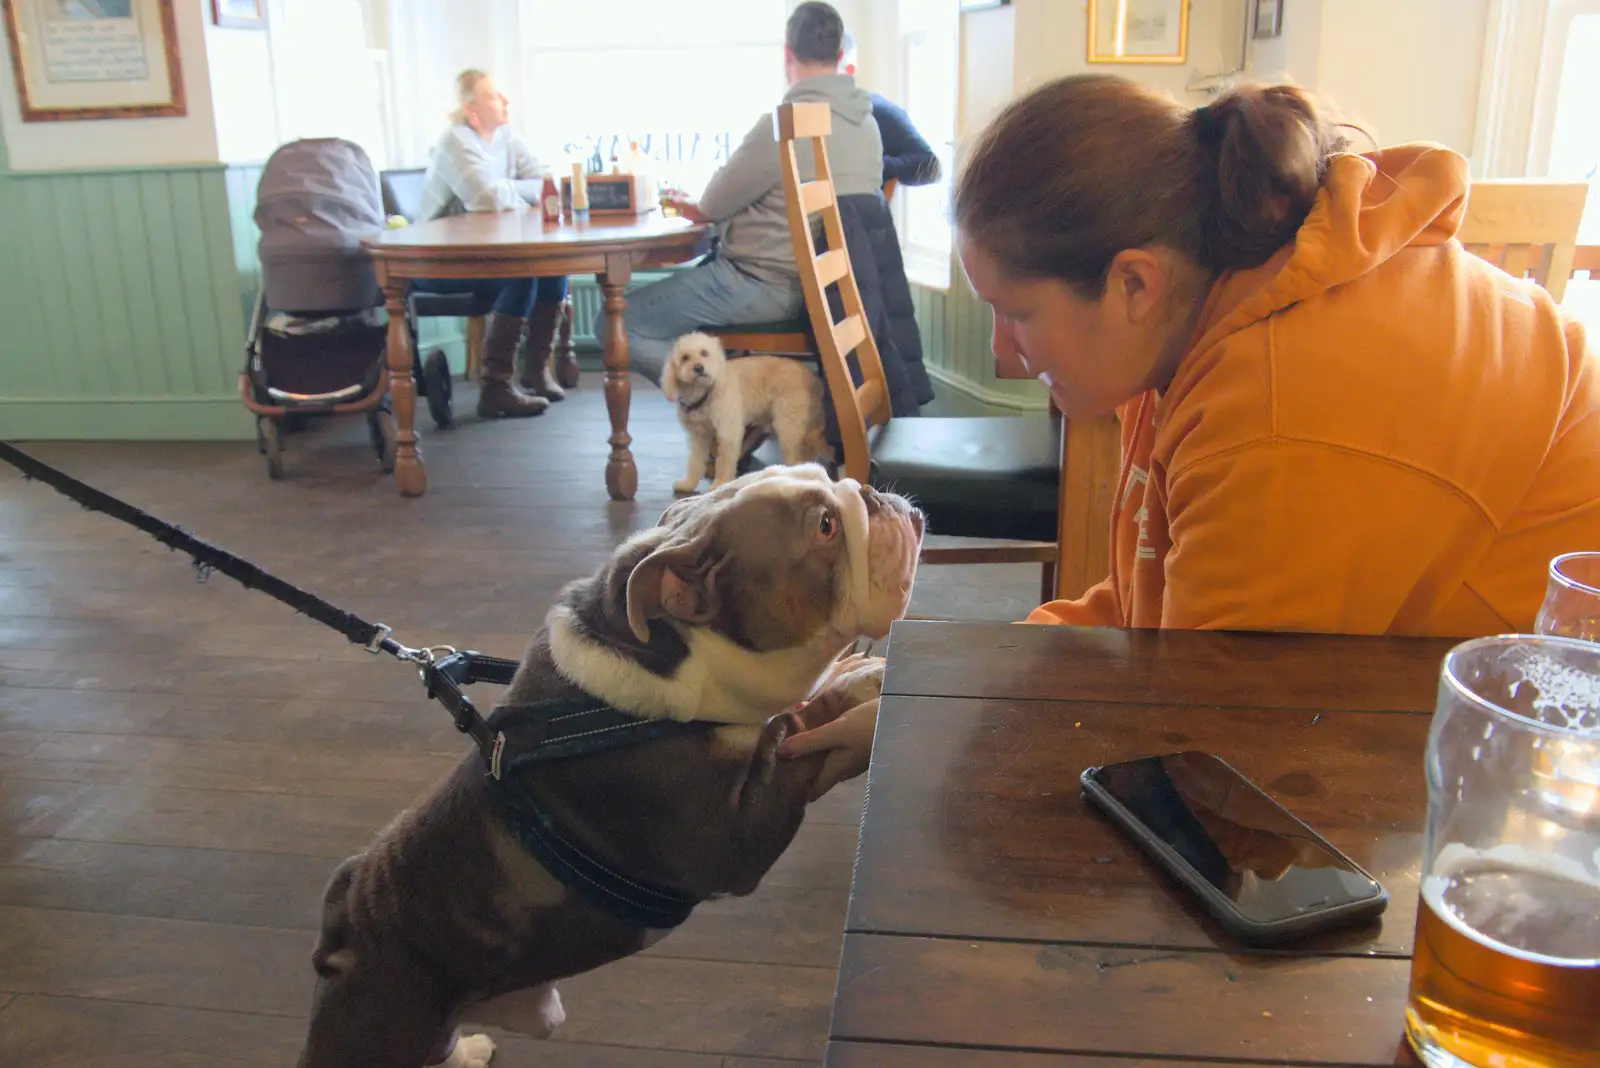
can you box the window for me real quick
[895,0,957,289]
[519,0,790,194]
[1531,2,1600,241]
[265,0,391,169]
[1526,0,1600,331]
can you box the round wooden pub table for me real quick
[367,209,709,500]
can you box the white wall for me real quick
[1247,0,1323,87]
[1011,0,1247,101]
[1249,0,1490,155]
[0,0,219,171]
[993,0,1491,158]
[205,20,279,163]
[959,2,1015,138]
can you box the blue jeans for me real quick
[412,275,569,318]
[599,258,803,385]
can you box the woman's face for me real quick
[464,76,510,134]
[957,232,1191,419]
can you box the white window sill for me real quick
[902,243,951,292]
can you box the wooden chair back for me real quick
[883,177,899,204]
[774,101,894,482]
[1458,179,1588,303]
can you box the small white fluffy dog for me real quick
[664,331,828,493]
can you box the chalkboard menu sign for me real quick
[562,174,655,217]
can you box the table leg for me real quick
[556,295,580,390]
[383,281,427,496]
[599,257,637,501]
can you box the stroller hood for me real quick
[256,138,386,312]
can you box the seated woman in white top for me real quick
[412,70,569,419]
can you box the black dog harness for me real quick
[423,651,721,929]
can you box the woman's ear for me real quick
[1106,248,1167,324]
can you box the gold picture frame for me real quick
[1087,0,1190,65]
[210,0,263,30]
[2,0,186,122]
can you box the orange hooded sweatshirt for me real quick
[1029,145,1600,637]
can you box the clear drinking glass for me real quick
[1404,635,1600,1067]
[1534,552,1600,641]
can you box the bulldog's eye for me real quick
[817,512,838,541]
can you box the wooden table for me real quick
[826,620,1456,1066]
[367,210,709,499]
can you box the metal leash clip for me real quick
[363,623,393,654]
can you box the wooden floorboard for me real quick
[0,373,1041,1066]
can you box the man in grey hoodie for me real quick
[600,1,883,386]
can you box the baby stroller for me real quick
[240,137,452,479]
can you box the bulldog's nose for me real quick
[693,363,706,375]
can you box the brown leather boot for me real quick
[516,299,565,401]
[477,311,549,419]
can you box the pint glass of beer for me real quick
[1534,552,1600,641]
[1405,635,1600,1067]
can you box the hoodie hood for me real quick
[1188,144,1470,355]
[785,73,875,128]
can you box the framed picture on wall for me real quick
[210,0,262,29]
[2,0,185,121]
[1087,0,1190,65]
[1252,0,1284,39]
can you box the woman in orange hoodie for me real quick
[960,75,1600,638]
[781,74,1600,795]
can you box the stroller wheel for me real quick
[369,408,398,474]
[423,349,454,429]
[259,416,285,480]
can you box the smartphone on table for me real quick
[1080,751,1388,946]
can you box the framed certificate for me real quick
[1087,0,1190,65]
[2,0,185,122]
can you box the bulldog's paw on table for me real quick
[799,653,885,731]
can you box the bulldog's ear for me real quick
[661,365,679,403]
[625,528,730,642]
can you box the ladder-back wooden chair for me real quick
[706,178,903,358]
[774,101,1061,598]
[1458,179,1588,303]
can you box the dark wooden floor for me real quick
[0,373,1038,1068]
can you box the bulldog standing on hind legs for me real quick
[294,464,924,1068]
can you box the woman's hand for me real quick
[778,695,880,801]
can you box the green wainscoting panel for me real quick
[223,162,265,329]
[911,271,1048,414]
[565,271,1048,422]
[0,161,255,441]
[0,153,1037,439]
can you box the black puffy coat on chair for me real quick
[814,193,935,453]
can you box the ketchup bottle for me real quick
[540,174,561,224]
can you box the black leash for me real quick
[0,439,719,927]
[0,440,498,757]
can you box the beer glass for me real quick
[1534,552,1600,641]
[1405,635,1600,1067]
